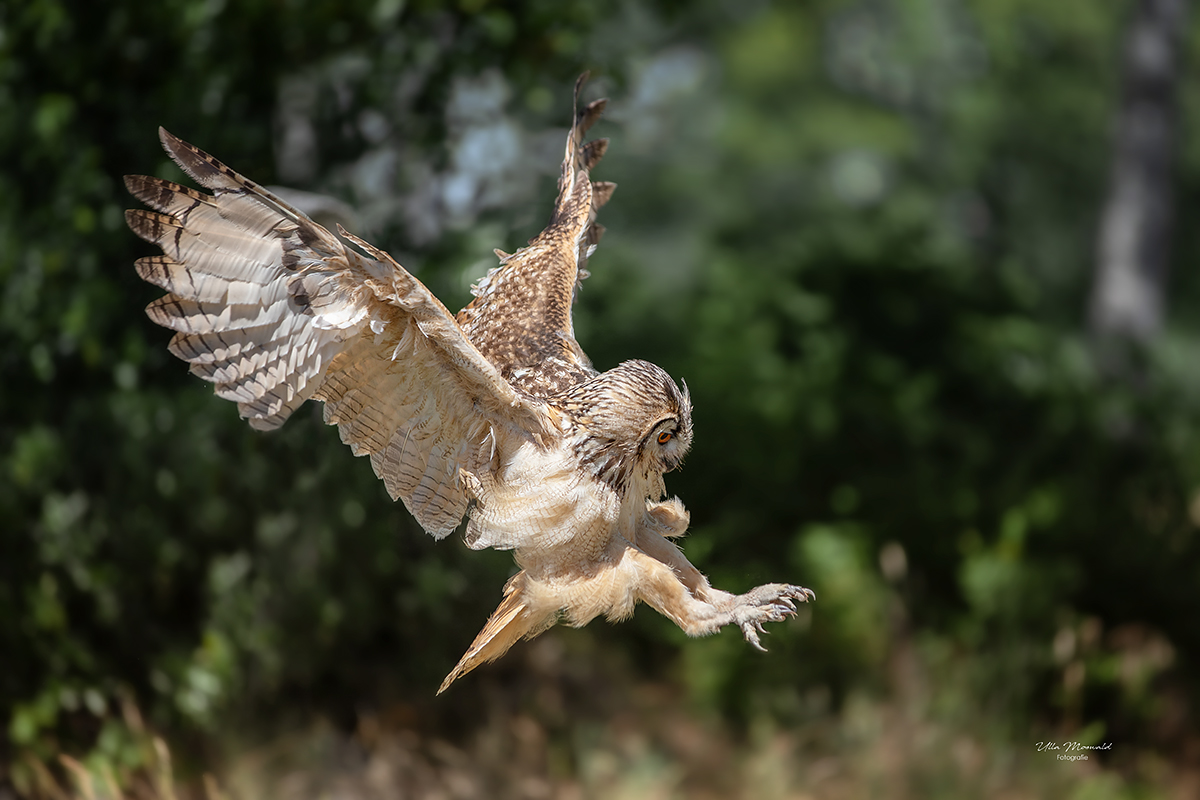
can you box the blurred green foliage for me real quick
[4,0,1200,792]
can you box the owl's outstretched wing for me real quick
[126,129,554,538]
[455,74,615,396]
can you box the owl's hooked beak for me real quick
[661,453,684,473]
[659,433,690,474]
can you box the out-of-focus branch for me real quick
[1089,0,1189,359]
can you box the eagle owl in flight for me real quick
[126,76,813,693]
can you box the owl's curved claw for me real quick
[727,582,814,652]
[741,621,769,652]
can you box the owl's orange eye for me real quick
[657,431,673,445]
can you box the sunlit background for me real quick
[4,0,1200,796]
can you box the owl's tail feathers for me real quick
[437,571,557,694]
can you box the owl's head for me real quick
[562,359,693,493]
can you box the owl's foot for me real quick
[617,545,814,653]
[727,583,815,652]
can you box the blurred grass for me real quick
[13,527,1193,797]
[15,600,1193,799]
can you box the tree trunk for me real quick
[1089,0,1189,357]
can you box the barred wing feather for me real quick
[126,128,552,538]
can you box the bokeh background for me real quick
[5,0,1200,797]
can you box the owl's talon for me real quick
[741,621,768,652]
[725,581,815,652]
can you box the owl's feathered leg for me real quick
[635,498,734,605]
[634,499,815,649]
[617,546,814,650]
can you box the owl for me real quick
[125,75,813,693]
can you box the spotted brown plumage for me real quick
[455,75,615,398]
[126,75,813,694]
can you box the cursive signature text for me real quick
[1036,741,1113,753]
